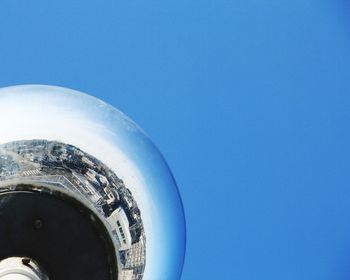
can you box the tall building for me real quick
[124,238,146,269]
[107,207,132,250]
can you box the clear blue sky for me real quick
[1,1,350,279]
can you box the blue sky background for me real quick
[1,1,350,279]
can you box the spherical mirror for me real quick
[0,85,186,280]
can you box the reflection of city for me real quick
[0,140,146,280]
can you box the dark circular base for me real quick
[0,185,118,280]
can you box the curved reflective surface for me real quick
[0,85,186,280]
